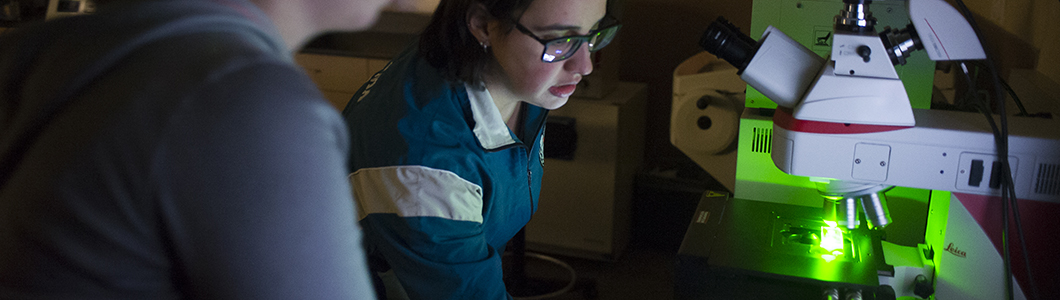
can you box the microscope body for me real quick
[679,0,1060,299]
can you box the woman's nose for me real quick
[564,43,594,76]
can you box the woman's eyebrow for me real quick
[529,23,583,32]
[529,16,606,32]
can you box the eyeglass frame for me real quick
[512,18,622,63]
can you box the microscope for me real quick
[673,0,1060,299]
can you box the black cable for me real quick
[1005,132,1036,300]
[989,60,1038,300]
[988,60,1038,300]
[950,6,1008,300]
[981,62,1016,300]
[952,1,1039,299]
[999,78,1029,116]
[958,64,1012,300]
[982,26,1041,300]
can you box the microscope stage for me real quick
[676,193,884,299]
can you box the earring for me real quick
[480,41,489,53]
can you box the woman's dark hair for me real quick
[419,0,537,86]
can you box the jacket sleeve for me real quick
[351,166,512,300]
[157,62,376,299]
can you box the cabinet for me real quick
[525,82,647,261]
[294,53,389,110]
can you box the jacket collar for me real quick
[464,83,518,150]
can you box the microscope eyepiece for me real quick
[699,17,758,72]
[880,23,924,66]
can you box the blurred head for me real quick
[246,0,426,48]
[96,0,409,32]
[292,0,394,32]
[421,0,615,110]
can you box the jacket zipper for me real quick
[490,103,545,221]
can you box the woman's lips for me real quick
[549,84,578,98]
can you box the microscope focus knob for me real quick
[856,45,871,62]
[844,289,862,300]
[876,285,897,300]
[913,274,934,298]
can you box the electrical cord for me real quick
[998,77,1051,118]
[999,79,1029,116]
[952,1,1039,299]
[957,63,1013,300]
[991,61,1037,300]
[966,60,1038,300]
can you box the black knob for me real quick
[697,116,713,130]
[876,285,897,300]
[913,274,934,298]
[857,45,872,62]
[696,96,711,110]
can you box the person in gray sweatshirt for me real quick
[0,0,409,298]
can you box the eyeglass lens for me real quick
[541,25,620,62]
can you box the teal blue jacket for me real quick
[343,45,547,300]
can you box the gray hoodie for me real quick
[0,0,374,299]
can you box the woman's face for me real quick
[484,0,607,110]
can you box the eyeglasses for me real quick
[514,20,621,63]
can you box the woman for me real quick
[342,0,619,298]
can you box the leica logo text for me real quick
[944,243,967,258]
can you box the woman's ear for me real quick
[466,3,491,47]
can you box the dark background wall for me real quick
[611,0,752,173]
